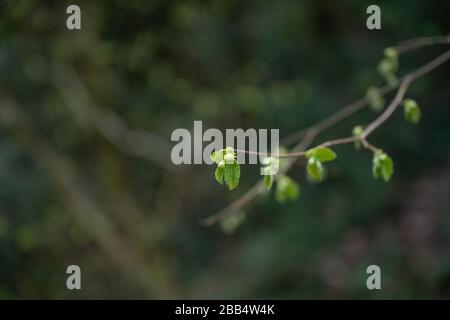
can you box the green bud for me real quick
[403,98,421,124]
[366,86,385,112]
[378,59,394,75]
[275,176,300,203]
[372,151,394,182]
[352,125,363,137]
[352,125,364,150]
[306,157,325,182]
[384,47,398,59]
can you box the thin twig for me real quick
[235,48,450,159]
[281,35,450,146]
[361,138,379,153]
[203,48,450,226]
[394,35,450,54]
[52,62,175,170]
[363,79,411,138]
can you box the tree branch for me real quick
[394,34,450,54]
[203,48,450,226]
[52,62,175,170]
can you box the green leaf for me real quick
[352,125,363,150]
[261,156,279,190]
[366,86,385,112]
[305,147,336,162]
[306,157,325,182]
[403,99,421,124]
[223,161,240,190]
[264,174,273,190]
[314,147,337,162]
[212,147,240,190]
[275,176,300,203]
[372,151,394,182]
[215,166,224,185]
[260,156,280,180]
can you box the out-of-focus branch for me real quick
[281,35,450,147]
[203,48,450,226]
[394,34,450,54]
[0,95,179,298]
[52,62,175,170]
[53,35,449,170]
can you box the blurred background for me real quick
[0,0,449,299]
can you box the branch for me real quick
[394,34,450,54]
[362,79,411,138]
[203,48,450,226]
[280,35,450,147]
[0,95,177,298]
[52,62,175,170]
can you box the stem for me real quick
[235,50,450,160]
[362,79,411,138]
[203,48,450,226]
[361,138,379,153]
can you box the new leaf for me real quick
[275,176,300,203]
[306,157,325,182]
[215,166,224,185]
[264,175,273,190]
[223,161,240,190]
[403,99,421,124]
[305,147,337,162]
[372,151,394,182]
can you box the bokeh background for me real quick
[0,0,449,299]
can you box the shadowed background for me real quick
[0,0,449,298]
